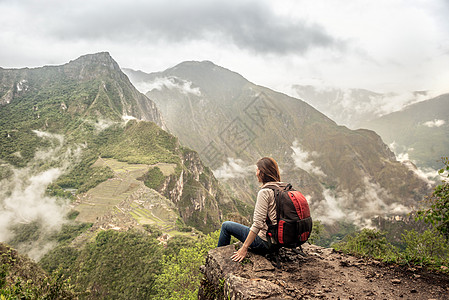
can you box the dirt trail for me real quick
[200,244,449,299]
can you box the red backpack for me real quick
[265,184,313,249]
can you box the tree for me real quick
[153,231,219,299]
[417,157,449,240]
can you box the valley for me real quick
[0,52,447,299]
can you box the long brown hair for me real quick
[256,157,281,184]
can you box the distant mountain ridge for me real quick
[290,85,432,129]
[361,93,449,169]
[124,61,430,226]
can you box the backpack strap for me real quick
[263,185,281,225]
[263,183,293,226]
[264,183,292,251]
[263,183,293,192]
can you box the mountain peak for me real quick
[66,52,121,75]
[170,60,237,75]
[70,52,115,64]
[173,60,216,68]
[157,60,249,93]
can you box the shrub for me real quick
[333,228,397,260]
[153,231,219,299]
[402,228,449,266]
[416,157,449,239]
[308,220,324,245]
[142,167,166,190]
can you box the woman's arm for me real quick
[231,189,271,262]
[231,230,257,262]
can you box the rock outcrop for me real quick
[199,244,449,299]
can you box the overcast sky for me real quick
[1,0,448,96]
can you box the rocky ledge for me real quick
[199,244,449,299]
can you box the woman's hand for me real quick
[231,246,248,262]
[231,230,257,262]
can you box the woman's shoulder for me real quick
[257,186,275,198]
[260,181,288,190]
[258,182,289,197]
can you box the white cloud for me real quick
[389,141,439,186]
[84,117,137,131]
[423,119,446,128]
[0,131,82,260]
[361,176,410,215]
[312,176,411,227]
[291,140,326,177]
[92,118,117,131]
[213,157,255,180]
[136,76,201,96]
[374,92,431,116]
[313,188,346,224]
[1,0,448,98]
[122,115,137,122]
[32,130,64,145]
[0,166,69,260]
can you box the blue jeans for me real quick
[217,221,268,251]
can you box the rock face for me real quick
[199,244,449,299]
[157,148,235,232]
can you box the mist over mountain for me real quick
[361,93,449,170]
[0,53,235,259]
[124,62,430,227]
[290,85,432,129]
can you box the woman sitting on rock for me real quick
[217,157,288,262]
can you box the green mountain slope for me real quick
[124,62,430,225]
[0,242,75,298]
[0,53,235,241]
[361,94,449,169]
[0,52,165,167]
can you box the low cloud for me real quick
[0,131,81,260]
[422,119,446,128]
[312,177,410,228]
[33,130,64,144]
[373,91,431,117]
[213,158,255,180]
[312,188,346,224]
[291,140,326,177]
[93,119,117,131]
[138,76,201,96]
[84,116,139,131]
[0,168,67,237]
[81,118,118,132]
[291,86,437,128]
[389,142,439,186]
[361,177,410,215]
[122,115,137,122]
